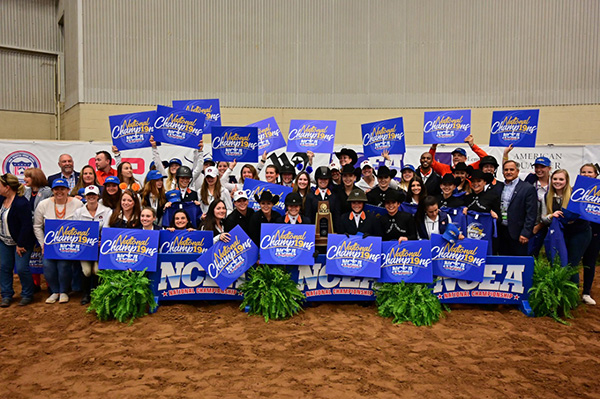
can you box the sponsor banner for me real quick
[211,126,259,163]
[326,234,382,278]
[159,230,213,254]
[196,225,258,291]
[43,220,100,261]
[423,110,471,144]
[433,256,534,305]
[242,178,293,216]
[361,117,406,157]
[465,211,496,255]
[566,175,600,224]
[379,240,433,283]
[153,105,205,149]
[489,109,539,148]
[430,234,487,282]
[99,228,160,272]
[290,255,377,301]
[259,224,316,266]
[171,99,221,134]
[248,117,287,154]
[109,111,155,151]
[150,254,244,301]
[286,119,336,154]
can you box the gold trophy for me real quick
[315,200,333,246]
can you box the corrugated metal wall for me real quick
[0,0,62,53]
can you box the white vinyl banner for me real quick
[0,139,594,184]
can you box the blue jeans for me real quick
[0,241,34,299]
[43,258,73,294]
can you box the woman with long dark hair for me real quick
[70,165,100,200]
[106,189,141,228]
[99,176,122,210]
[202,200,231,244]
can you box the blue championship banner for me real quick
[172,98,221,134]
[379,240,433,283]
[567,175,600,224]
[430,234,487,282]
[43,220,100,261]
[489,109,539,148]
[109,111,156,151]
[289,255,377,301]
[466,211,495,255]
[286,119,336,154]
[432,256,534,310]
[159,230,213,255]
[196,225,258,291]
[243,178,293,216]
[259,224,316,266]
[99,228,160,272]
[150,254,244,301]
[361,117,406,157]
[326,234,382,278]
[248,117,287,154]
[153,105,205,149]
[423,110,471,144]
[29,241,44,274]
[211,126,259,163]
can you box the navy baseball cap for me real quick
[533,157,551,167]
[103,176,120,186]
[168,158,182,166]
[451,148,468,157]
[51,178,69,189]
[401,164,415,172]
[146,170,166,181]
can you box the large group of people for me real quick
[0,134,598,308]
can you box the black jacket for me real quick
[0,195,35,249]
[463,190,501,215]
[379,211,417,241]
[437,194,464,209]
[367,187,405,208]
[248,210,283,245]
[283,213,312,224]
[338,211,380,237]
[503,180,537,240]
[416,168,441,197]
[224,208,255,235]
[309,188,340,230]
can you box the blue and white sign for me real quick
[430,234,487,281]
[109,111,156,151]
[243,178,293,216]
[423,110,471,144]
[172,99,221,134]
[153,105,205,149]
[211,126,259,163]
[43,220,100,261]
[286,119,336,154]
[433,256,534,306]
[29,241,43,274]
[248,117,287,154]
[466,211,496,255]
[379,240,433,283]
[159,230,213,254]
[361,117,406,157]
[196,225,258,291]
[99,228,160,272]
[150,254,244,301]
[567,175,600,224]
[326,234,382,278]
[489,109,539,148]
[259,224,315,266]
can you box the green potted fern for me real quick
[239,264,305,322]
[87,269,157,324]
[375,281,447,326]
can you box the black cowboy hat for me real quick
[254,191,280,204]
[376,165,398,179]
[440,173,461,186]
[452,162,469,172]
[340,164,361,179]
[479,155,499,169]
[335,148,358,166]
[469,169,494,185]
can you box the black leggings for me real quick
[582,223,600,296]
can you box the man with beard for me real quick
[415,152,441,196]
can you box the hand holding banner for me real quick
[99,228,160,272]
[43,220,100,261]
[172,99,221,134]
[489,109,539,147]
[153,105,205,149]
[259,224,316,265]
[423,110,471,144]
[196,225,258,291]
[211,126,259,163]
[379,240,433,283]
[430,234,487,282]
[248,117,287,154]
[287,119,336,154]
[109,111,156,151]
[362,117,406,157]
[326,234,382,278]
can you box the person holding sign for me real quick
[73,185,113,305]
[356,161,377,193]
[224,190,254,235]
[580,163,600,305]
[199,166,232,215]
[116,161,141,193]
[167,209,196,232]
[283,193,312,224]
[248,191,283,245]
[140,207,160,230]
[202,200,230,244]
[415,196,455,240]
[0,173,35,307]
[462,170,500,218]
[379,189,417,242]
[538,170,591,278]
[106,189,141,229]
[338,189,380,237]
[33,179,83,304]
[292,171,316,218]
[309,166,340,229]
[428,134,488,177]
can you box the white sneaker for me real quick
[59,293,69,304]
[582,295,596,305]
[45,293,59,304]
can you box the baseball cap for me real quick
[84,185,100,196]
[533,157,551,167]
[233,190,249,201]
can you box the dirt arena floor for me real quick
[1,276,600,399]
